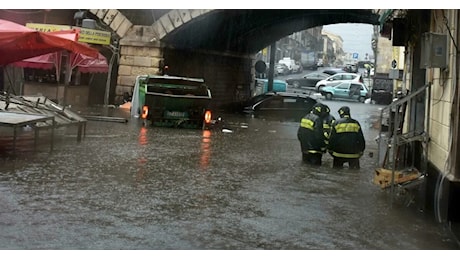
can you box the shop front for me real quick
[16,51,109,107]
[1,15,112,108]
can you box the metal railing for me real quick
[377,83,431,205]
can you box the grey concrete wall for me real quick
[115,25,164,104]
[162,48,254,112]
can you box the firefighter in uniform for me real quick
[297,103,326,165]
[318,103,335,149]
[364,63,371,77]
[328,106,365,169]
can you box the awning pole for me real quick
[62,51,72,106]
[104,52,116,107]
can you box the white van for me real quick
[278,58,300,73]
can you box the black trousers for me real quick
[332,157,360,169]
[302,153,322,166]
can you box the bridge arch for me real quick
[89,9,380,107]
[152,9,380,55]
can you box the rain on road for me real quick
[0,100,458,249]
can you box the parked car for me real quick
[320,68,346,76]
[294,61,303,73]
[343,64,358,73]
[241,92,318,122]
[315,72,364,92]
[254,78,288,95]
[319,82,370,103]
[285,72,330,89]
[275,63,290,75]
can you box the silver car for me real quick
[314,72,364,92]
[275,63,290,75]
[319,81,370,103]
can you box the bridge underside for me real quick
[102,9,381,108]
[159,9,380,55]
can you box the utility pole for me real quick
[104,49,117,107]
[267,42,276,92]
[101,44,119,116]
[62,51,71,107]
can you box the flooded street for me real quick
[0,101,458,249]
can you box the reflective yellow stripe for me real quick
[307,150,323,154]
[323,123,331,129]
[331,151,361,158]
[300,118,314,130]
[334,123,360,133]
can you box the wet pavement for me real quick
[0,101,459,249]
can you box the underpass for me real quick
[87,9,380,108]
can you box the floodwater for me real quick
[0,101,458,250]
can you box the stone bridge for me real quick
[88,9,380,109]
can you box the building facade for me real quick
[321,30,345,66]
[380,9,460,229]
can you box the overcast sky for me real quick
[323,23,374,60]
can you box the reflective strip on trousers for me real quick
[306,150,323,154]
[331,151,361,158]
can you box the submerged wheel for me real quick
[358,96,365,103]
[325,93,333,100]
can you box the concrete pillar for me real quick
[116,25,164,105]
[162,48,254,111]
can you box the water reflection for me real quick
[138,126,148,146]
[135,127,149,182]
[200,130,212,170]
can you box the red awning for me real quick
[0,19,99,66]
[13,52,56,70]
[13,51,109,74]
[70,52,109,73]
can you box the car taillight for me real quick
[141,105,149,119]
[204,110,212,124]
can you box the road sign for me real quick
[26,23,111,45]
[353,53,359,59]
[391,59,397,69]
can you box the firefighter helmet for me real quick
[338,106,350,117]
[312,103,323,116]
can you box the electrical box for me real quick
[389,69,400,79]
[420,32,447,69]
[82,19,96,29]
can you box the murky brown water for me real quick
[0,101,458,249]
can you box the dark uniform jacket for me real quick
[297,112,325,154]
[328,115,365,158]
[322,114,335,146]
